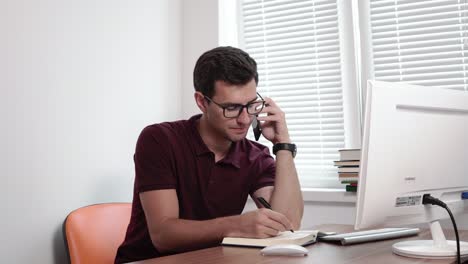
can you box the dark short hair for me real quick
[193,46,258,97]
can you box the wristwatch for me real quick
[273,143,297,158]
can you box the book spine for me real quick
[346,185,357,192]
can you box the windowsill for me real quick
[301,188,357,203]
[248,188,357,204]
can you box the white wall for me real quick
[181,0,219,116]
[0,0,181,263]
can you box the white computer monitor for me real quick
[355,80,468,259]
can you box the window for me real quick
[236,0,359,188]
[225,0,468,188]
[360,0,468,94]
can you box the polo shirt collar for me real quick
[188,114,241,169]
[189,114,211,156]
[219,142,241,168]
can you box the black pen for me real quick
[256,196,294,233]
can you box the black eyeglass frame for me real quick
[203,92,266,118]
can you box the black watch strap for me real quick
[273,143,297,158]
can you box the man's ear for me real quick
[194,92,207,113]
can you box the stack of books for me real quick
[335,149,361,192]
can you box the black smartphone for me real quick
[252,115,261,141]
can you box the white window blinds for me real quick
[364,0,468,91]
[239,0,350,187]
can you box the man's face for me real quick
[204,79,258,142]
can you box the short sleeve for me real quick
[134,125,177,193]
[249,147,276,194]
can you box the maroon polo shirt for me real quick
[115,114,276,263]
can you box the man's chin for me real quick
[226,132,248,142]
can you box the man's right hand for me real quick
[226,208,293,238]
[141,189,294,253]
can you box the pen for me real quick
[256,196,294,233]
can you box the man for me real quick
[115,46,303,263]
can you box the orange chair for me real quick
[63,203,131,264]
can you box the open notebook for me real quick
[221,230,318,248]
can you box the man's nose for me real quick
[237,107,251,124]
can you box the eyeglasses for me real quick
[204,93,266,118]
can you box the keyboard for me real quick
[318,227,420,245]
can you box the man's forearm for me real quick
[269,151,304,229]
[151,215,239,254]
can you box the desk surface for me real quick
[130,224,467,264]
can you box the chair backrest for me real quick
[63,203,131,264]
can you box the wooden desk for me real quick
[130,224,468,264]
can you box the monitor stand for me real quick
[392,221,468,259]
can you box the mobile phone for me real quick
[252,115,261,141]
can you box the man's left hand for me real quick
[256,98,291,144]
